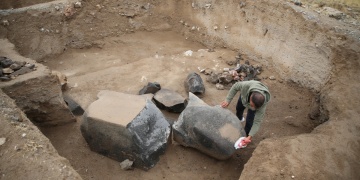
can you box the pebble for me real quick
[120,159,133,170]
[2,20,9,26]
[2,68,14,74]
[0,138,6,146]
[269,76,276,80]
[216,83,224,90]
[74,1,82,8]
[14,145,21,151]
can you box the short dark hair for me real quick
[251,92,265,109]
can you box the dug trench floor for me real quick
[39,31,317,180]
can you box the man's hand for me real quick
[221,101,229,108]
[242,136,252,146]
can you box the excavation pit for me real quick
[1,0,360,179]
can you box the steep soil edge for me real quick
[0,90,82,179]
[239,34,360,179]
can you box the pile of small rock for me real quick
[0,56,36,81]
[201,53,263,90]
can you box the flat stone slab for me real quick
[81,90,170,170]
[153,88,186,113]
[173,93,246,160]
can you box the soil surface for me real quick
[1,0,360,179]
[39,31,316,179]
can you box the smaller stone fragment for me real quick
[2,68,14,74]
[216,83,224,90]
[11,67,32,76]
[139,82,161,95]
[0,138,6,146]
[63,94,84,116]
[2,20,9,26]
[74,1,82,8]
[269,76,276,80]
[120,159,134,170]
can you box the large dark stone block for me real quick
[173,93,246,160]
[81,91,170,170]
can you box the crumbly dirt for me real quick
[37,31,316,179]
[0,0,360,179]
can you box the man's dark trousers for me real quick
[236,96,256,136]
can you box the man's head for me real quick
[250,92,265,110]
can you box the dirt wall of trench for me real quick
[156,0,337,92]
[0,89,81,179]
[0,0,345,91]
[1,0,360,179]
[161,1,360,178]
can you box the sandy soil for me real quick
[1,0,360,179]
[39,31,316,179]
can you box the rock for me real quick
[52,71,67,90]
[239,1,246,8]
[64,5,76,18]
[0,57,13,68]
[226,60,235,66]
[218,73,233,84]
[184,50,193,56]
[74,1,82,8]
[120,159,134,170]
[81,91,170,170]
[173,93,246,160]
[24,63,35,69]
[269,76,276,80]
[11,67,32,76]
[0,138,6,146]
[2,68,14,74]
[2,20,9,26]
[54,5,60,11]
[0,39,75,126]
[294,0,302,6]
[203,68,213,75]
[63,94,84,116]
[323,7,345,20]
[9,63,22,71]
[153,88,186,113]
[207,73,219,84]
[138,82,161,95]
[0,76,11,81]
[215,83,224,90]
[184,72,205,97]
